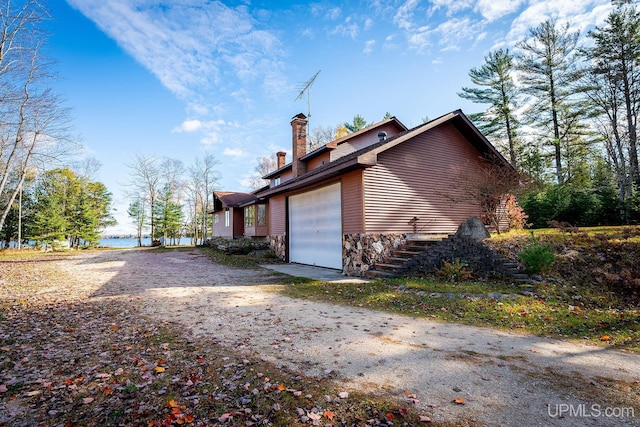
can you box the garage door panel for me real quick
[289,183,342,269]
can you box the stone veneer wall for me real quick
[343,233,406,276]
[400,235,514,278]
[269,235,286,260]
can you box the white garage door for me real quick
[289,183,342,269]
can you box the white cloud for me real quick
[172,119,203,133]
[476,0,525,22]
[66,0,286,105]
[393,0,419,31]
[223,147,244,157]
[326,7,342,20]
[363,39,376,54]
[364,18,374,31]
[428,0,475,16]
[504,0,611,46]
[331,17,360,39]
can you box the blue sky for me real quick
[45,0,611,234]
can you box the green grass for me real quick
[278,275,640,352]
[199,246,267,268]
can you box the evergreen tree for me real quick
[584,3,640,190]
[344,115,371,133]
[459,49,521,167]
[28,168,113,248]
[517,19,585,184]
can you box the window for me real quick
[224,209,230,227]
[257,204,266,226]
[244,206,255,227]
[214,214,219,224]
[274,176,281,186]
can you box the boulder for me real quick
[455,216,490,240]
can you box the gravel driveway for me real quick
[58,247,640,427]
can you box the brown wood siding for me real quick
[331,123,404,162]
[212,211,232,238]
[364,123,483,234]
[306,151,331,172]
[341,170,365,234]
[269,195,286,235]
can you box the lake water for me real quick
[4,237,194,249]
[99,237,195,248]
[99,237,152,248]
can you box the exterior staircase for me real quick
[365,235,533,283]
[365,238,442,279]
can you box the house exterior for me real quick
[211,192,258,239]
[210,110,514,276]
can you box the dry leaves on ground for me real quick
[0,257,438,427]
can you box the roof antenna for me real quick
[295,70,321,132]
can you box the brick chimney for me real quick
[291,113,307,177]
[276,151,286,169]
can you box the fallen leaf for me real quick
[0,384,7,393]
[168,399,178,408]
[103,386,113,395]
[154,366,166,373]
[83,397,94,404]
[324,410,335,420]
[600,335,611,341]
[452,397,465,405]
[386,412,394,421]
[307,412,321,421]
[219,412,232,422]
[276,384,286,391]
[184,414,195,423]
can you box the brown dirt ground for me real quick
[2,247,639,426]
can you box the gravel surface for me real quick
[42,248,640,426]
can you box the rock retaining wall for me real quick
[343,233,406,276]
[269,235,286,260]
[400,235,514,278]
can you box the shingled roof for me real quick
[256,109,514,198]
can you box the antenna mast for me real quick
[295,70,321,130]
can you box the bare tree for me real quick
[187,153,219,244]
[0,0,76,233]
[308,126,337,151]
[247,155,277,191]
[445,155,521,233]
[126,154,162,240]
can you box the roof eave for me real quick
[256,157,374,197]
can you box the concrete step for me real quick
[374,263,401,271]
[385,256,409,265]
[365,269,394,279]
[390,249,421,258]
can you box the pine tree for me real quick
[459,49,520,167]
[517,19,585,184]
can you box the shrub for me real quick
[437,258,472,282]
[518,234,555,275]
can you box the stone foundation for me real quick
[269,235,286,260]
[343,233,406,276]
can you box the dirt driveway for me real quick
[57,247,639,426]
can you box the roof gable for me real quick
[213,191,257,209]
[256,110,515,197]
[263,116,408,179]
